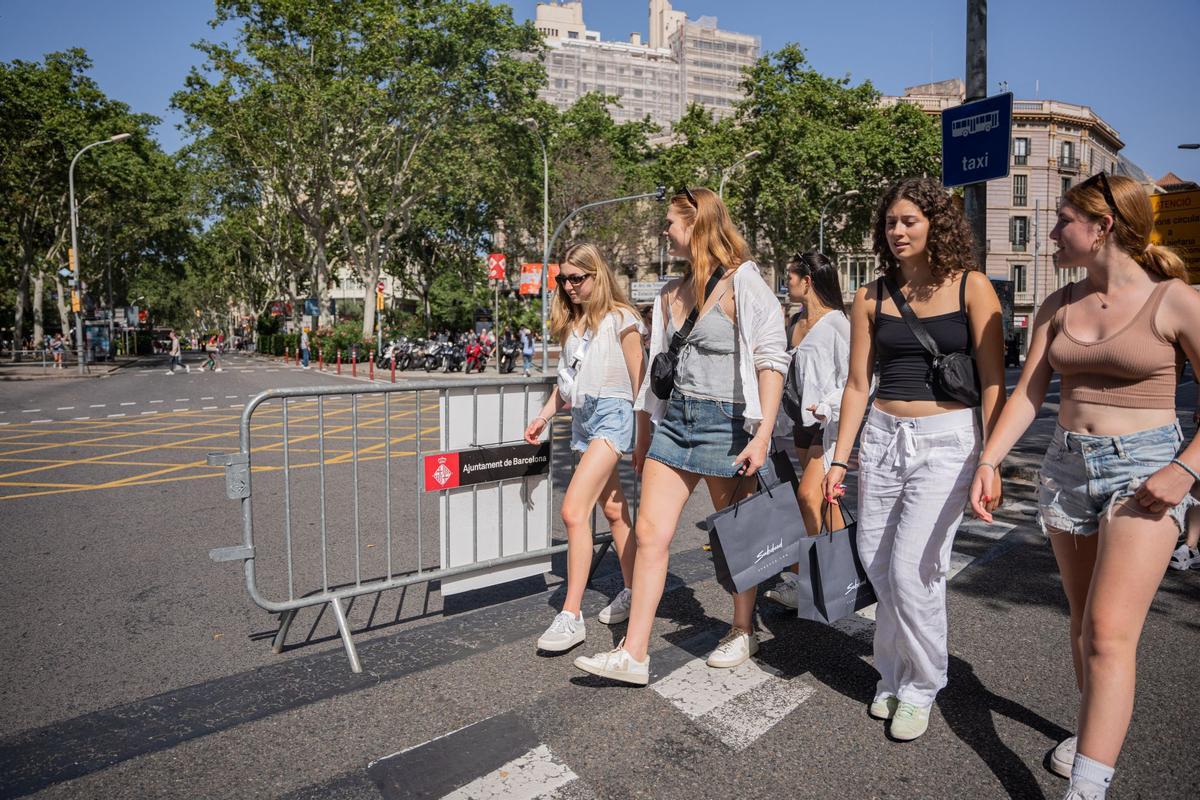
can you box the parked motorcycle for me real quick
[497,339,518,374]
[442,340,466,372]
[464,339,490,373]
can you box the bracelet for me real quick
[976,460,998,472]
[1171,458,1200,484]
[829,460,850,471]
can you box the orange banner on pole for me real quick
[519,263,559,295]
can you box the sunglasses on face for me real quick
[1081,172,1124,226]
[560,272,590,287]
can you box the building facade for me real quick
[535,1,758,129]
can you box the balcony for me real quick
[1058,156,1080,173]
[1013,194,1027,207]
[1010,242,1028,252]
[1013,154,1028,166]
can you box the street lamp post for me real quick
[1178,144,1200,150]
[718,149,762,199]
[522,118,551,373]
[68,133,132,375]
[818,190,861,254]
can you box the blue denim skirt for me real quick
[1037,420,1191,537]
[571,395,634,455]
[646,390,751,478]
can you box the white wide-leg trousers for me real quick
[856,406,979,708]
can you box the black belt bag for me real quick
[650,267,725,400]
[883,276,980,407]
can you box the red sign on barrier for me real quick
[487,253,507,281]
[423,442,550,492]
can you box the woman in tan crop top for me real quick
[970,173,1198,799]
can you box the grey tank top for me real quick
[667,304,740,402]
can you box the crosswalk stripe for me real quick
[443,744,586,800]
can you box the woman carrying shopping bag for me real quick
[765,252,851,609]
[968,174,1197,800]
[822,177,1007,741]
[573,187,788,685]
[525,244,645,654]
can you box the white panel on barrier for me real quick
[437,385,555,596]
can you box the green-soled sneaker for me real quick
[869,695,899,720]
[889,701,931,741]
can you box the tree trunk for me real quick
[360,246,382,341]
[12,263,29,361]
[32,269,45,345]
[53,274,70,335]
[315,235,332,329]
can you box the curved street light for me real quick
[718,149,762,199]
[69,133,132,374]
[818,189,861,255]
[522,118,551,372]
[1178,144,1200,150]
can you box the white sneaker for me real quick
[536,611,585,652]
[1049,735,1076,778]
[1169,544,1200,570]
[185,365,191,373]
[889,701,932,740]
[1063,782,1106,800]
[706,627,759,669]
[763,572,800,609]
[597,588,632,624]
[573,638,649,685]
[165,370,175,375]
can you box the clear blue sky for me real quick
[2,0,1197,181]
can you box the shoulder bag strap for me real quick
[883,276,943,360]
[959,271,974,354]
[668,267,726,355]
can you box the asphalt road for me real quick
[1,357,1197,799]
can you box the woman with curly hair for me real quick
[969,174,1196,800]
[823,177,1007,741]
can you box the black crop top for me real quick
[873,276,972,402]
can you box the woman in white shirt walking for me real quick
[765,252,851,608]
[574,187,788,685]
[525,243,646,654]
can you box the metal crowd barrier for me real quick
[208,377,617,673]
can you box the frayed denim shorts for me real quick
[1037,420,1192,537]
[571,395,634,455]
[646,390,751,478]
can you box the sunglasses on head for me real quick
[559,272,590,287]
[676,186,698,206]
[1080,172,1124,226]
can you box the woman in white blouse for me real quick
[765,252,851,608]
[574,187,788,685]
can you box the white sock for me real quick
[1070,753,1113,797]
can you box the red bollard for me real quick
[318,349,323,371]
[390,355,396,383]
[336,351,342,374]
[352,350,357,378]
[285,346,290,364]
[369,351,374,381]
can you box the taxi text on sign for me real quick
[1150,190,1200,285]
[941,92,1013,189]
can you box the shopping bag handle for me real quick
[819,496,856,536]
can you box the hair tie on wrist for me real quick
[1171,458,1200,484]
[830,460,850,471]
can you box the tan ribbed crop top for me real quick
[1047,279,1180,409]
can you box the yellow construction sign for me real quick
[71,291,81,312]
[1150,189,1200,284]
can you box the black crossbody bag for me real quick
[882,276,980,407]
[650,267,725,399]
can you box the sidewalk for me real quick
[0,354,151,381]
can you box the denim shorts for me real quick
[646,390,751,478]
[571,395,634,455]
[1037,421,1191,537]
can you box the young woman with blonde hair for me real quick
[574,187,788,685]
[823,177,1007,741]
[969,173,1197,800]
[525,243,645,653]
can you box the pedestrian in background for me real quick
[1171,380,1200,570]
[969,173,1197,800]
[574,187,787,685]
[300,328,311,369]
[50,333,65,369]
[520,326,534,376]
[166,330,187,374]
[765,252,851,608]
[524,243,645,654]
[824,176,1007,741]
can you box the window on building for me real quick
[841,256,875,292]
[1013,174,1027,207]
[1011,264,1027,294]
[1062,177,1072,196]
[1013,137,1029,166]
[567,31,578,39]
[1061,140,1074,161]
[1010,216,1029,250]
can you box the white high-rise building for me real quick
[535,1,759,129]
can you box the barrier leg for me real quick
[329,597,362,673]
[369,352,374,381]
[271,608,297,654]
[390,356,396,383]
[352,352,357,378]
[587,537,613,585]
[337,352,342,374]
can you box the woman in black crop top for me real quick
[822,177,1007,742]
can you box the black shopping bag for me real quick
[794,500,877,624]
[707,451,803,594]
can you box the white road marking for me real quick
[57,406,74,411]
[120,402,136,406]
[201,396,214,400]
[175,398,188,402]
[173,408,189,412]
[31,419,51,424]
[73,416,90,421]
[107,413,126,418]
[202,406,218,410]
[653,657,815,751]
[90,404,106,408]
[150,400,164,404]
[21,409,41,413]
[225,395,239,399]
[228,404,240,408]
[0,422,8,426]
[141,410,158,415]
[442,744,584,800]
